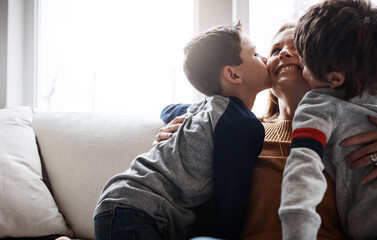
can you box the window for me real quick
[36,0,377,117]
[38,0,194,117]
[249,0,323,115]
[250,0,323,57]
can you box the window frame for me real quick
[0,0,249,110]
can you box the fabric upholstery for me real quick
[32,112,164,239]
[0,107,72,238]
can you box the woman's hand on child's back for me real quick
[341,116,377,183]
[153,115,186,146]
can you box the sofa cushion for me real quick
[0,107,72,238]
[32,112,164,239]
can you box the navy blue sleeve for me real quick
[160,104,191,124]
[211,117,264,239]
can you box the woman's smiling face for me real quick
[267,28,311,99]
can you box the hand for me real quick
[341,116,377,184]
[152,115,186,146]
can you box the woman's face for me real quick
[267,28,311,99]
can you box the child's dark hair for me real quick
[183,21,243,96]
[294,0,377,98]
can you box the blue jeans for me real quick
[94,207,163,240]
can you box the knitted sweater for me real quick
[241,120,347,240]
[160,104,348,239]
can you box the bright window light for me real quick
[250,0,323,117]
[38,0,194,117]
[38,0,377,118]
[250,0,323,57]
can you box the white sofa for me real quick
[0,107,164,239]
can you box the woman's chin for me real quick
[273,76,310,95]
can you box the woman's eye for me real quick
[271,48,280,55]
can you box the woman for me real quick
[155,24,377,240]
[240,24,344,239]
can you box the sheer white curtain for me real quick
[38,0,195,117]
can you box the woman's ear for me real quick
[326,72,345,88]
[222,66,242,84]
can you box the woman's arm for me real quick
[341,116,377,183]
[160,103,191,123]
[153,103,191,146]
[153,115,186,146]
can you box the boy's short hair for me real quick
[183,22,243,96]
[294,0,377,98]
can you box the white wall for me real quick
[0,0,8,108]
[7,0,24,107]
[23,0,38,107]
[195,0,232,33]
[195,0,248,33]
[0,0,36,108]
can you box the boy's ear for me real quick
[222,66,242,84]
[326,71,345,88]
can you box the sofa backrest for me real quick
[32,112,164,239]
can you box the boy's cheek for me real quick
[302,67,313,81]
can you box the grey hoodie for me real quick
[279,87,377,240]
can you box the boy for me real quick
[279,0,377,239]
[94,22,271,240]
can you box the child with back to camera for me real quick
[94,21,271,240]
[279,0,377,239]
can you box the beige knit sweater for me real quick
[241,121,347,240]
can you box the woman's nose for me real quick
[279,47,293,59]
